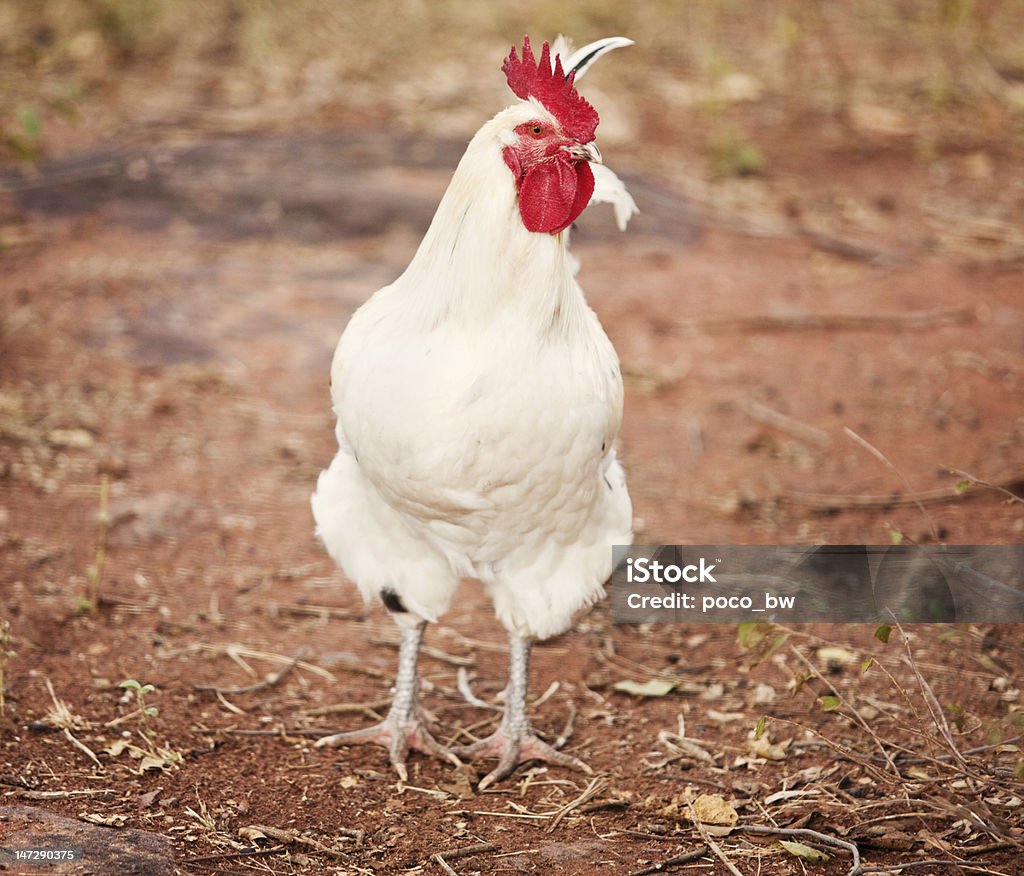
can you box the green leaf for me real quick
[119,679,142,691]
[779,839,830,861]
[17,107,41,141]
[819,695,841,712]
[144,706,159,717]
[874,624,892,644]
[737,621,768,649]
[860,657,874,674]
[754,716,767,739]
[765,633,789,660]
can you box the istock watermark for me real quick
[611,545,1024,624]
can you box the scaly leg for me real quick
[315,622,459,781]
[454,634,592,790]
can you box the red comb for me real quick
[502,35,599,143]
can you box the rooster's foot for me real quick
[453,726,592,790]
[315,708,460,782]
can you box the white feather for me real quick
[551,35,635,81]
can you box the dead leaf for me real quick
[779,839,829,861]
[816,646,857,666]
[437,767,475,800]
[137,788,161,810]
[690,793,738,836]
[104,738,131,757]
[138,754,171,773]
[613,678,677,698]
[80,812,127,827]
[707,709,745,723]
[238,826,267,842]
[747,731,790,760]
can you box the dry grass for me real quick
[3,1,1023,169]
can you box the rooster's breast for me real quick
[334,309,621,558]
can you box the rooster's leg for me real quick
[453,634,592,790]
[315,622,459,781]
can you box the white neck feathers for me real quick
[395,111,583,334]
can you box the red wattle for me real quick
[518,159,595,235]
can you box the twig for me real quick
[266,602,363,621]
[742,398,830,446]
[219,726,340,738]
[301,698,391,719]
[890,735,1022,766]
[552,699,579,751]
[686,801,742,876]
[20,789,116,799]
[63,728,101,767]
[433,854,459,876]
[84,475,109,614]
[677,306,973,335]
[625,846,710,876]
[372,637,474,667]
[741,825,861,874]
[457,668,501,710]
[318,654,392,680]
[890,619,964,768]
[857,862,988,874]
[797,227,905,266]
[545,777,607,832]
[843,427,938,539]
[245,823,363,857]
[433,842,498,862]
[433,841,499,874]
[181,848,286,865]
[944,466,1023,504]
[170,643,334,681]
[194,650,306,696]
[789,645,901,780]
[778,480,1015,509]
[213,689,246,715]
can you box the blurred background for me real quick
[4,0,1024,216]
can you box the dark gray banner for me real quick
[611,545,1024,623]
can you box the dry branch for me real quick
[545,777,607,832]
[742,825,861,874]
[433,841,499,874]
[777,470,1024,510]
[194,649,307,696]
[625,846,710,876]
[741,398,830,446]
[677,305,973,335]
[844,427,938,540]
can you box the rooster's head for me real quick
[500,36,601,236]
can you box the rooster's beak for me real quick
[564,141,602,164]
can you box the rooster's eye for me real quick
[530,124,544,137]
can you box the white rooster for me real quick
[311,35,634,789]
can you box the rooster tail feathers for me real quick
[552,36,635,81]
